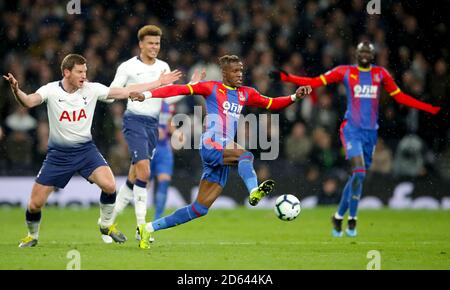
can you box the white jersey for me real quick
[111,56,173,118]
[36,80,110,148]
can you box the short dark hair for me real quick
[218,55,241,68]
[138,25,162,41]
[60,54,86,76]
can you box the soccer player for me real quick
[3,53,181,247]
[133,55,312,249]
[269,41,441,237]
[108,25,204,241]
[151,101,183,220]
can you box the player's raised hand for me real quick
[129,91,145,102]
[268,68,289,81]
[159,69,183,86]
[3,73,19,91]
[295,85,312,99]
[189,68,207,84]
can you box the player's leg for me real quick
[333,122,365,237]
[223,142,274,206]
[138,141,227,249]
[88,165,126,243]
[133,158,151,225]
[111,164,136,222]
[153,146,174,220]
[154,174,171,219]
[343,156,366,237]
[19,183,53,247]
[138,180,222,249]
[345,131,376,237]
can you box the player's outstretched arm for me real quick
[107,70,182,101]
[109,69,183,101]
[131,81,213,102]
[269,66,345,88]
[381,68,440,115]
[247,85,312,110]
[3,73,43,108]
[391,90,441,115]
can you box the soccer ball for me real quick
[274,194,301,221]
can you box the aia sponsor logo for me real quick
[59,109,87,122]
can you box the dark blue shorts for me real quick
[199,134,230,188]
[339,120,378,169]
[150,142,174,178]
[123,112,159,164]
[36,141,108,188]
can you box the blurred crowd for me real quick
[0,0,449,200]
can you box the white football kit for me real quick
[35,80,111,188]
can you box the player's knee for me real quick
[28,200,44,212]
[238,151,254,162]
[135,163,150,180]
[101,182,117,194]
[191,201,209,217]
[352,171,366,187]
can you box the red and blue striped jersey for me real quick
[150,80,295,141]
[319,65,399,130]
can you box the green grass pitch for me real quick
[0,206,449,269]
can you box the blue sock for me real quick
[100,191,116,204]
[154,180,170,220]
[348,169,366,218]
[238,152,258,194]
[337,178,352,217]
[126,179,134,190]
[151,201,209,232]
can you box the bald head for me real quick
[356,41,375,68]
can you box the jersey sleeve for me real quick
[245,87,294,110]
[380,67,400,96]
[90,82,111,101]
[110,63,128,88]
[150,81,214,98]
[281,66,346,88]
[35,84,49,104]
[321,66,346,85]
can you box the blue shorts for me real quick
[339,120,378,169]
[36,141,108,188]
[150,142,174,178]
[199,134,229,188]
[123,112,159,164]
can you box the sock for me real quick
[348,169,366,218]
[337,177,352,217]
[154,180,170,220]
[111,180,134,221]
[147,201,209,232]
[237,152,258,194]
[134,179,148,225]
[99,191,116,228]
[25,209,41,239]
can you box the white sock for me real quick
[100,202,115,228]
[111,183,134,222]
[134,184,148,225]
[26,221,40,239]
[145,222,154,233]
[334,212,344,220]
